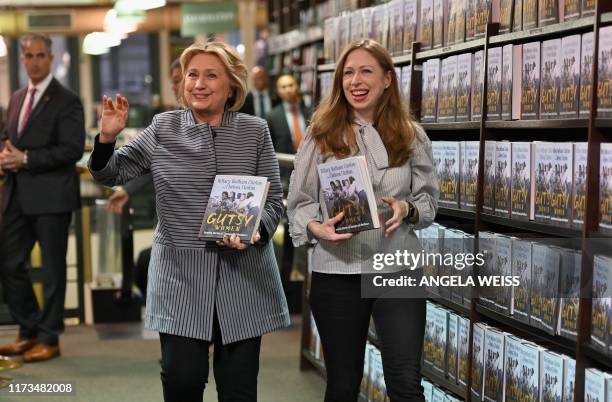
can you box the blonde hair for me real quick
[178,41,248,111]
[309,39,415,166]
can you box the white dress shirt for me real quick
[18,73,53,132]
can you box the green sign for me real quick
[181,2,237,37]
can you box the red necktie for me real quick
[19,87,37,135]
[291,104,302,152]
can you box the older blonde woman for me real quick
[89,42,289,402]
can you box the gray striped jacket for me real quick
[89,110,290,343]
[287,122,439,274]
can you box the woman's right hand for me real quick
[307,212,353,245]
[99,95,129,143]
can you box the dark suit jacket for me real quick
[266,102,311,155]
[239,91,280,118]
[1,78,85,215]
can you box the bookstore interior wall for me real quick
[265,0,612,401]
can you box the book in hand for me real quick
[198,175,270,243]
[317,156,380,234]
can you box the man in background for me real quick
[266,74,310,155]
[240,65,278,119]
[0,34,85,362]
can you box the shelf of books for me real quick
[296,0,612,401]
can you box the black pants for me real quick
[160,314,262,402]
[0,193,71,345]
[310,272,426,402]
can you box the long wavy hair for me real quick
[309,39,416,166]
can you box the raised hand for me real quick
[99,94,129,143]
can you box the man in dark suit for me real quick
[0,34,85,362]
[240,65,279,119]
[266,74,311,155]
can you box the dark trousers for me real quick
[0,193,71,345]
[160,314,262,402]
[310,272,426,402]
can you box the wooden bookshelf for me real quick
[416,38,486,60]
[317,63,335,72]
[489,16,595,46]
[479,213,582,238]
[582,343,612,371]
[421,121,481,131]
[437,207,476,221]
[422,366,468,400]
[428,293,472,317]
[485,118,589,129]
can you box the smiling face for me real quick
[341,48,391,121]
[183,53,232,122]
[21,39,53,85]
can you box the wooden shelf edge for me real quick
[475,304,577,355]
[489,17,595,46]
[485,118,588,129]
[582,342,612,370]
[317,63,335,72]
[392,53,413,65]
[422,121,481,130]
[416,39,486,60]
[421,365,468,400]
[428,294,472,317]
[480,213,582,238]
[437,207,477,220]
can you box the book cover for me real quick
[432,305,448,376]
[579,32,594,117]
[362,342,375,397]
[388,0,405,56]
[421,0,434,50]
[455,0,467,44]
[511,142,532,220]
[336,14,351,60]
[439,56,458,122]
[523,0,538,29]
[463,234,475,305]
[483,327,506,402]
[493,235,513,314]
[572,142,587,227]
[534,142,554,222]
[511,238,532,324]
[494,141,511,217]
[363,7,374,42]
[317,156,380,233]
[422,379,434,402]
[513,0,523,31]
[370,4,388,49]
[475,0,490,38]
[559,35,581,118]
[502,44,514,120]
[483,140,496,214]
[540,246,561,334]
[512,46,523,119]
[530,243,548,328]
[518,342,542,401]
[447,0,458,45]
[584,368,606,402]
[456,53,473,121]
[424,301,438,371]
[422,224,442,296]
[540,39,562,119]
[591,254,612,349]
[471,322,486,401]
[324,17,338,62]
[432,388,446,402]
[500,0,514,33]
[473,50,485,121]
[466,0,477,41]
[422,58,441,122]
[488,47,503,120]
[403,0,419,52]
[368,348,386,402]
[550,143,573,223]
[395,66,402,94]
[438,227,453,301]
[599,143,612,233]
[504,335,523,402]
[198,175,270,243]
[564,0,580,20]
[563,357,576,402]
[541,351,564,402]
[558,248,582,340]
[478,231,497,307]
[401,65,412,101]
[462,141,480,210]
[538,0,559,26]
[350,9,364,43]
[437,141,461,207]
[458,316,470,387]
[433,0,445,48]
[581,0,595,17]
[447,312,459,382]
[597,26,612,117]
[522,42,541,119]
[447,229,466,304]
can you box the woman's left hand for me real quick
[216,231,261,250]
[380,196,409,238]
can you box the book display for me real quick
[286,1,612,401]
